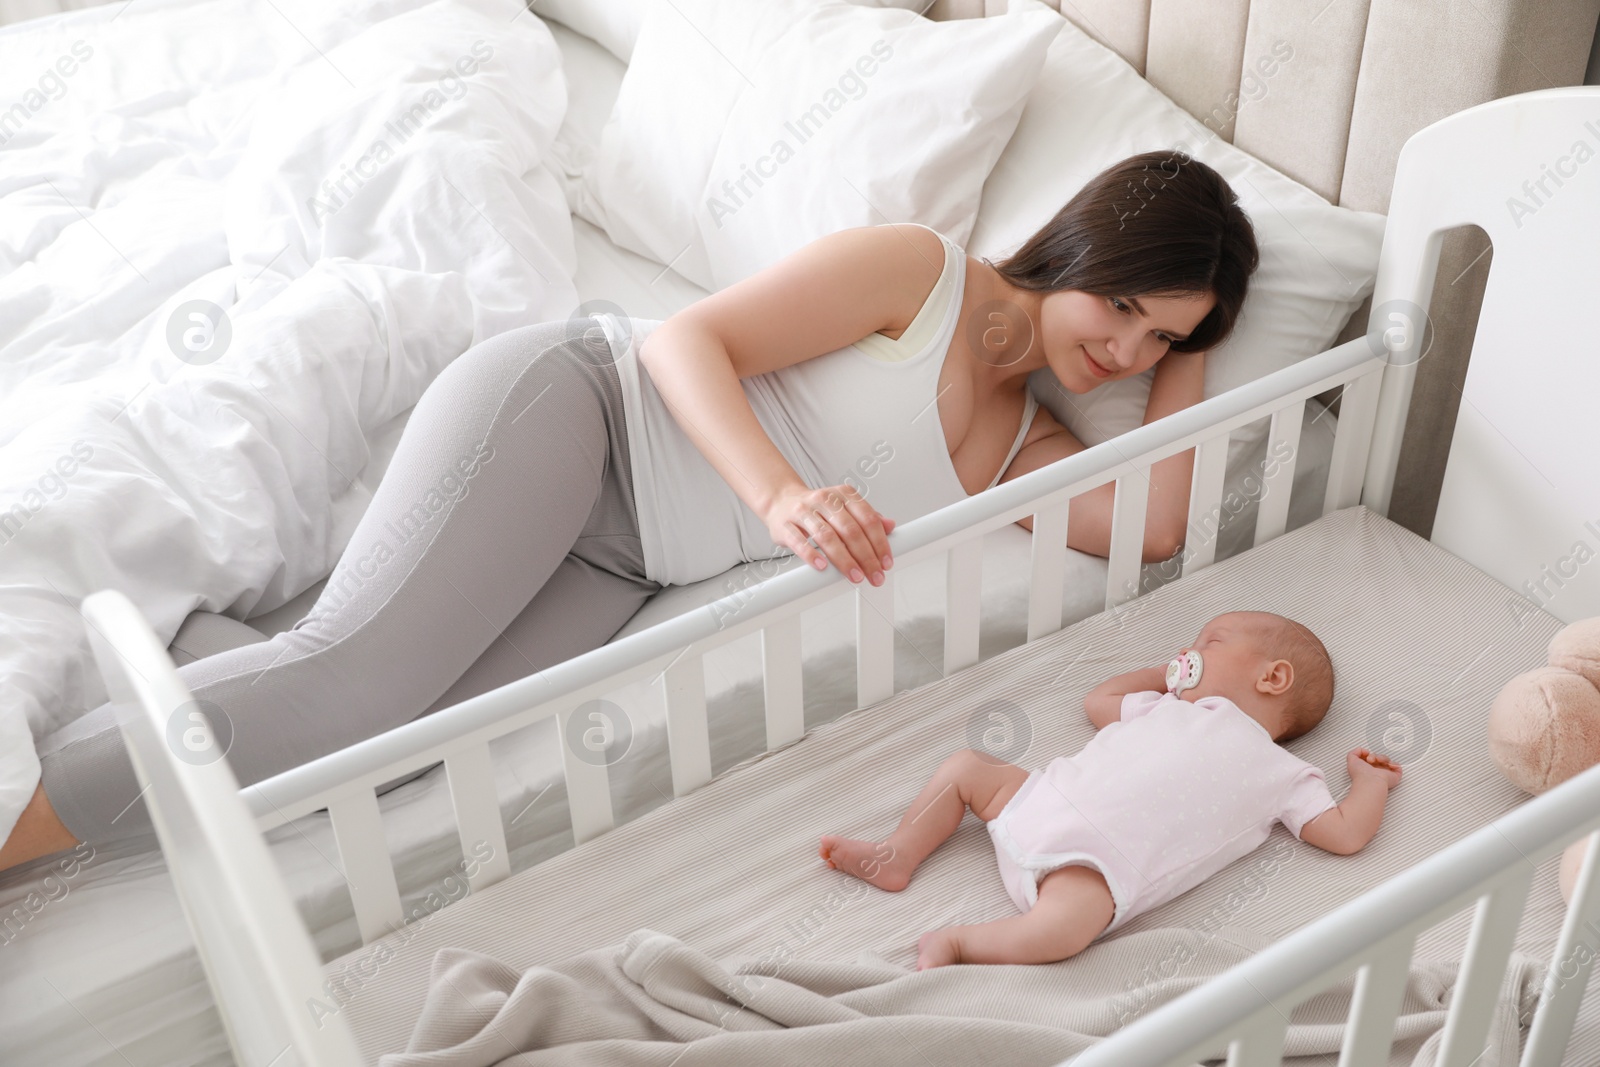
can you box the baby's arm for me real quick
[1083,664,1168,729]
[1298,749,1403,855]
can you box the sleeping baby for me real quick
[818,610,1403,970]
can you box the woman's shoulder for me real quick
[851,224,959,360]
[871,223,950,325]
[650,225,954,380]
[881,220,952,258]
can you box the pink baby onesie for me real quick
[987,689,1337,938]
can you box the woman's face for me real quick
[1039,289,1217,394]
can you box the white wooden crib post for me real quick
[1251,401,1302,544]
[1361,85,1600,628]
[79,589,364,1067]
[762,614,806,748]
[1182,434,1229,574]
[1337,929,1420,1067]
[557,696,616,843]
[1322,367,1382,515]
[1226,1007,1289,1067]
[1433,865,1536,1066]
[663,653,712,795]
[1026,500,1070,640]
[944,538,984,673]
[1105,470,1151,610]
[856,574,896,707]
[326,789,405,944]
[1523,829,1600,1065]
[444,744,512,891]
[1360,213,1444,520]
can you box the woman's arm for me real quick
[637,313,807,521]
[637,224,947,580]
[1001,349,1206,564]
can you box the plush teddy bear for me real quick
[1486,618,1600,903]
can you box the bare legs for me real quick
[819,748,1116,969]
[820,748,1027,891]
[0,783,78,871]
[915,864,1116,968]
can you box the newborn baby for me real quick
[818,610,1403,970]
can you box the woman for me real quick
[1,150,1257,870]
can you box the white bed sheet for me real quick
[0,0,580,1060]
[0,14,1345,1067]
[0,0,578,842]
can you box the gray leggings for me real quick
[38,317,661,845]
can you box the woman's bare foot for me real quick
[818,835,911,891]
[917,928,961,970]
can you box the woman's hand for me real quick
[764,482,895,585]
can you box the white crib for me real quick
[80,85,1600,1066]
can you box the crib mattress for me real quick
[329,505,1592,1064]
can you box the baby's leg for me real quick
[917,863,1116,969]
[820,748,1029,892]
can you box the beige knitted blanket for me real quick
[378,925,1544,1066]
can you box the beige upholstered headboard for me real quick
[933,0,1600,536]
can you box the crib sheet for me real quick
[327,505,1593,1065]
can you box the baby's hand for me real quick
[1348,748,1402,790]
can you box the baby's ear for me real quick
[1257,658,1294,695]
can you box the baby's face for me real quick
[1174,613,1277,704]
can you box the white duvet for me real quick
[0,0,577,842]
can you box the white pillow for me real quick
[532,0,646,63]
[545,21,625,231]
[588,0,1063,292]
[533,0,936,66]
[965,18,1385,457]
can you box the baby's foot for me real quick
[818,835,911,891]
[916,928,961,970]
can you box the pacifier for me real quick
[1166,649,1204,695]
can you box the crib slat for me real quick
[944,538,982,674]
[856,574,895,707]
[1252,401,1303,546]
[1105,468,1151,611]
[1226,1004,1289,1067]
[327,789,404,945]
[1337,928,1418,1067]
[663,654,712,796]
[444,744,511,893]
[1523,829,1600,1066]
[761,613,805,750]
[1323,367,1383,514]
[556,701,615,845]
[1435,865,1535,1067]
[1182,434,1230,576]
[1026,500,1070,642]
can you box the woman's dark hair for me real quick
[983,151,1259,354]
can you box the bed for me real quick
[2,0,1596,1064]
[57,79,1600,1067]
[73,76,1600,1066]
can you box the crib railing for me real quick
[1066,765,1600,1067]
[238,336,1385,945]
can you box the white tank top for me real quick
[597,223,1039,587]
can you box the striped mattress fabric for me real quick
[325,505,1585,1062]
